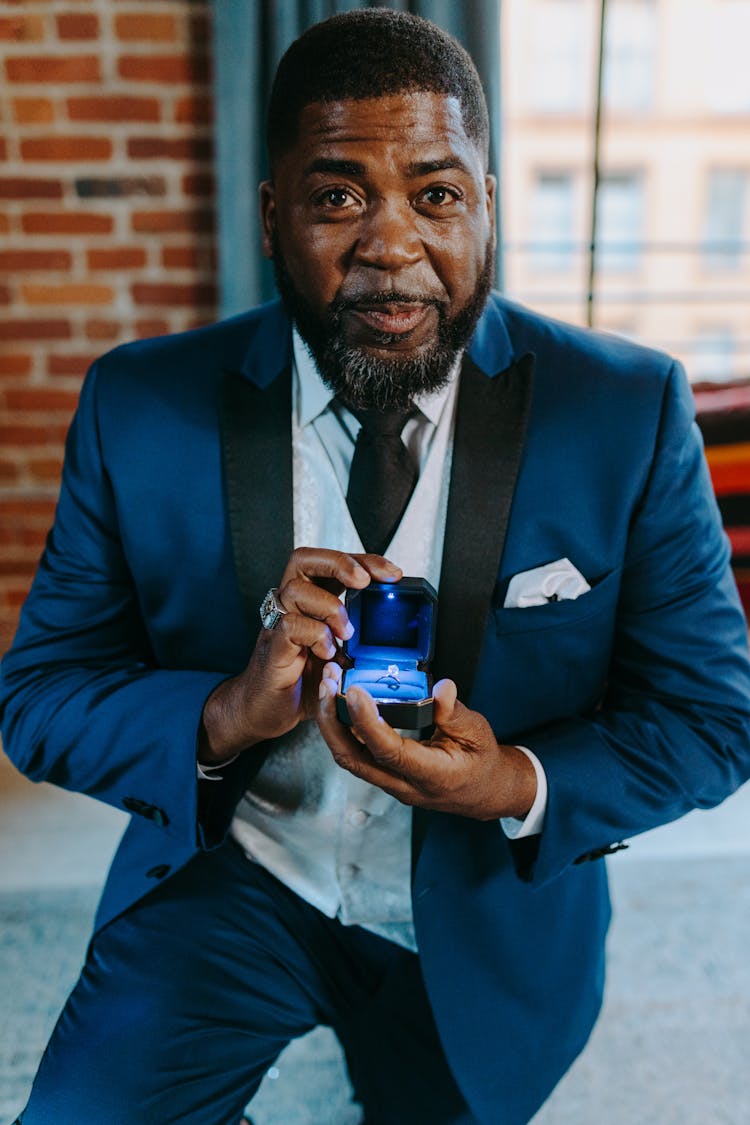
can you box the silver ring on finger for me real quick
[259,587,288,631]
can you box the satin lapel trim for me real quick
[434,352,535,701]
[220,365,294,632]
[413,354,534,884]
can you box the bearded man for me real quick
[2,10,749,1125]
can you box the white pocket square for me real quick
[504,558,591,609]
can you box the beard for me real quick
[270,233,494,411]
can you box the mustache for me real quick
[332,290,445,312]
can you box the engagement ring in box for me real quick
[336,576,437,732]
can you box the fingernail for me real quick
[318,680,329,700]
[343,622,354,640]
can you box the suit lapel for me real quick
[414,351,535,877]
[220,364,294,632]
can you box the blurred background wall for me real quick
[0,0,218,654]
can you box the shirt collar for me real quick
[292,327,460,429]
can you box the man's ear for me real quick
[485,174,497,245]
[259,180,276,260]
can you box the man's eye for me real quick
[317,188,353,208]
[419,186,458,207]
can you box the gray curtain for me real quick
[212,0,502,315]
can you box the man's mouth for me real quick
[347,302,434,337]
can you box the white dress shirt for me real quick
[202,331,547,951]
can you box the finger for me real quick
[350,554,403,582]
[268,612,337,663]
[321,661,343,685]
[317,679,419,799]
[431,679,491,751]
[279,547,373,593]
[343,687,443,786]
[279,577,354,642]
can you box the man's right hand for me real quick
[198,548,402,766]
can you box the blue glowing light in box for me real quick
[387,592,395,600]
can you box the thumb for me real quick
[431,678,464,732]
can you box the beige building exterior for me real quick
[501,0,750,382]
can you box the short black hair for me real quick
[266,8,490,171]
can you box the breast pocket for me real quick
[472,568,622,741]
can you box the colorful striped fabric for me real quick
[695,382,750,617]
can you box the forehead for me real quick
[279,91,483,176]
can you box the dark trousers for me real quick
[18,840,478,1125]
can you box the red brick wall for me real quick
[0,0,217,654]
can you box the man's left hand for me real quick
[317,664,537,821]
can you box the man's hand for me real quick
[317,665,537,821]
[198,548,402,765]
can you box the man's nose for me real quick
[353,201,423,271]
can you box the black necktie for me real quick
[346,405,418,555]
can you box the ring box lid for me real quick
[342,577,437,670]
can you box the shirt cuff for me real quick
[196,754,239,782]
[500,746,548,839]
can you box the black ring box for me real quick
[336,577,437,731]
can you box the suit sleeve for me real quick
[0,362,232,850]
[517,360,750,887]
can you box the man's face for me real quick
[260,91,496,410]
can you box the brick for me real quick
[22,212,113,235]
[0,249,72,271]
[127,136,212,161]
[0,177,63,200]
[0,14,45,41]
[182,171,214,197]
[6,56,100,83]
[114,13,177,41]
[56,12,99,40]
[0,285,11,304]
[86,318,120,341]
[5,388,80,412]
[0,354,33,376]
[162,245,215,270]
[117,55,210,84]
[0,558,39,579]
[0,216,8,234]
[68,96,160,123]
[0,139,7,161]
[13,97,55,124]
[0,319,71,342]
[174,95,213,124]
[132,208,213,234]
[28,458,64,483]
[0,460,19,484]
[0,498,56,520]
[132,282,216,307]
[48,353,98,377]
[0,424,69,446]
[22,283,114,306]
[21,136,112,162]
[75,175,165,199]
[135,319,169,338]
[87,247,147,270]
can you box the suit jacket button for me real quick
[146,865,171,880]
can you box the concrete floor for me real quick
[1,748,749,1124]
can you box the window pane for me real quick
[692,327,736,381]
[603,0,656,111]
[704,169,747,269]
[530,173,576,270]
[597,174,644,271]
[529,0,589,112]
[706,1,750,112]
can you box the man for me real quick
[2,10,750,1125]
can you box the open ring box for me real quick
[336,577,437,732]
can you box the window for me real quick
[597,173,644,271]
[691,327,736,382]
[603,0,656,111]
[529,0,588,113]
[703,169,747,270]
[529,173,576,270]
[706,1,750,112]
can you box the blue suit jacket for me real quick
[3,293,750,1124]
